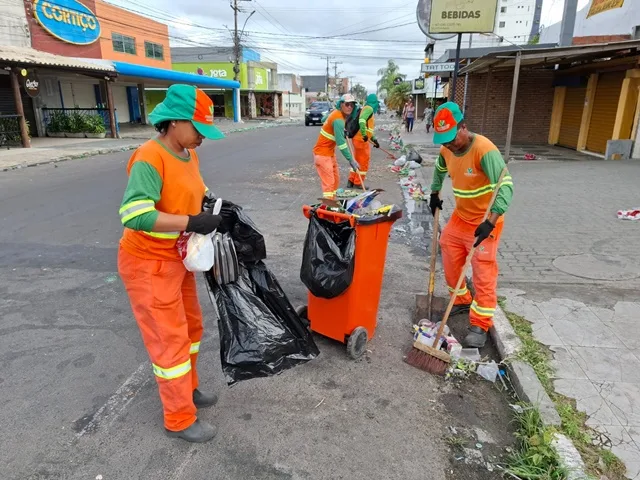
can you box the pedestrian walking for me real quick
[117,84,224,443]
[403,99,415,133]
[424,104,434,133]
[312,94,360,199]
[348,93,380,189]
[429,102,514,348]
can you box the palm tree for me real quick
[376,60,405,98]
[386,82,411,115]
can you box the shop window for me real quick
[112,33,136,55]
[500,6,507,13]
[145,42,164,60]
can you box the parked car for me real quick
[305,101,333,126]
[378,104,387,114]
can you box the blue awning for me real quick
[112,61,241,89]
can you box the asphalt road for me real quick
[0,126,512,480]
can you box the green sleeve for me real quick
[358,105,374,138]
[430,153,448,192]
[332,118,354,162]
[118,161,162,231]
[480,150,514,215]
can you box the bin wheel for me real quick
[347,327,368,360]
[295,305,310,331]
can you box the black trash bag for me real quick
[300,213,356,299]
[406,149,423,164]
[213,200,266,264]
[206,262,319,386]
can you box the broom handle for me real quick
[431,167,509,349]
[427,207,440,321]
[346,138,367,192]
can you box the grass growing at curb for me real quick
[498,297,627,480]
[506,405,567,480]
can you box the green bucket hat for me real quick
[148,84,225,140]
[433,101,464,145]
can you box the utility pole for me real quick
[331,61,342,96]
[231,0,252,82]
[323,56,334,96]
[559,0,578,46]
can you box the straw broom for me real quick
[405,167,508,375]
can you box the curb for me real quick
[411,162,590,480]
[1,121,299,172]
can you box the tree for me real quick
[385,82,411,114]
[376,60,405,99]
[351,83,367,103]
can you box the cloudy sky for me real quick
[108,0,590,92]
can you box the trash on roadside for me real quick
[617,208,640,220]
[476,360,499,382]
[407,161,422,169]
[394,155,407,166]
[524,153,537,160]
[459,348,481,362]
[406,150,423,165]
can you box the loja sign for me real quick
[21,69,41,98]
[33,0,101,45]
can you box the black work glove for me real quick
[186,213,222,235]
[372,138,380,148]
[429,193,443,216]
[362,135,369,143]
[473,219,495,247]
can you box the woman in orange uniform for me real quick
[117,84,224,443]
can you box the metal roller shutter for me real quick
[557,87,586,149]
[586,72,625,154]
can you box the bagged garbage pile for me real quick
[203,197,319,386]
[206,262,319,386]
[205,199,266,264]
[406,149,423,165]
[300,212,355,299]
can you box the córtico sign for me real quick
[33,0,101,45]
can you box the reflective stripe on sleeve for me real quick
[119,200,156,224]
[152,359,192,380]
[452,175,514,199]
[338,143,348,151]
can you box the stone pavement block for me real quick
[551,316,621,348]
[567,346,640,383]
[605,320,640,351]
[550,346,587,380]
[554,378,621,426]
[613,301,640,323]
[509,360,561,426]
[593,425,640,479]
[597,382,640,427]
[532,320,565,347]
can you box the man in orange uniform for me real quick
[348,93,380,189]
[313,94,360,199]
[429,102,514,348]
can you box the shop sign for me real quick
[252,68,268,90]
[33,0,101,45]
[191,63,234,79]
[414,78,425,90]
[428,0,498,34]
[586,0,624,18]
[21,69,41,97]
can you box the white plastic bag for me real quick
[182,198,222,272]
[394,155,407,166]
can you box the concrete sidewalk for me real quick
[0,117,302,172]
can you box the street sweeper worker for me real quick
[428,101,514,349]
[348,93,381,188]
[117,84,224,444]
[313,93,360,199]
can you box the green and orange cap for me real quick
[148,84,225,140]
[433,101,464,145]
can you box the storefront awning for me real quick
[112,62,241,89]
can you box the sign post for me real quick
[420,0,499,102]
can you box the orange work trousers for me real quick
[439,212,504,331]
[314,154,339,198]
[118,246,203,432]
[348,138,371,187]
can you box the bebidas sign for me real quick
[428,0,498,34]
[33,0,101,45]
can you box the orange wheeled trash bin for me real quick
[298,205,402,359]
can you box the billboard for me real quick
[586,0,624,18]
[428,0,498,34]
